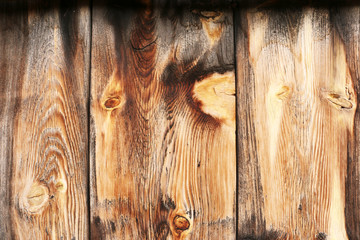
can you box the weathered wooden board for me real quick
[235,7,360,240]
[2,1,360,239]
[235,9,267,239]
[90,2,236,239]
[333,7,360,240]
[0,3,25,238]
[0,1,90,238]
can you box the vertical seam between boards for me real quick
[232,5,239,240]
[87,0,93,238]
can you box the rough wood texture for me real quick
[0,1,90,238]
[236,7,359,240]
[235,8,267,240]
[333,7,360,240]
[0,3,26,238]
[90,2,236,239]
[2,1,360,239]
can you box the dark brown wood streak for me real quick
[0,0,90,238]
[0,2,28,238]
[333,6,360,239]
[234,8,268,240]
[90,1,235,239]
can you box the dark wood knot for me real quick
[173,215,190,233]
[104,97,121,109]
[102,96,125,111]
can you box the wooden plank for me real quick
[234,8,267,239]
[235,7,359,240]
[333,6,360,239]
[90,2,236,239]
[0,3,26,238]
[0,1,91,238]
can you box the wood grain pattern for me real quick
[2,1,360,239]
[0,1,90,238]
[235,8,267,240]
[0,3,27,238]
[333,7,360,240]
[90,2,236,239]
[235,7,359,240]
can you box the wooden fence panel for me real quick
[1,1,360,239]
[0,1,90,238]
[235,7,360,240]
[90,2,236,239]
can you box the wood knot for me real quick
[196,11,222,20]
[326,93,353,109]
[194,10,224,46]
[99,69,126,112]
[173,215,190,233]
[103,97,123,110]
[55,179,67,193]
[23,183,49,214]
[275,85,291,100]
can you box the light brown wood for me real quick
[236,7,358,240]
[90,3,236,239]
[0,1,90,238]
